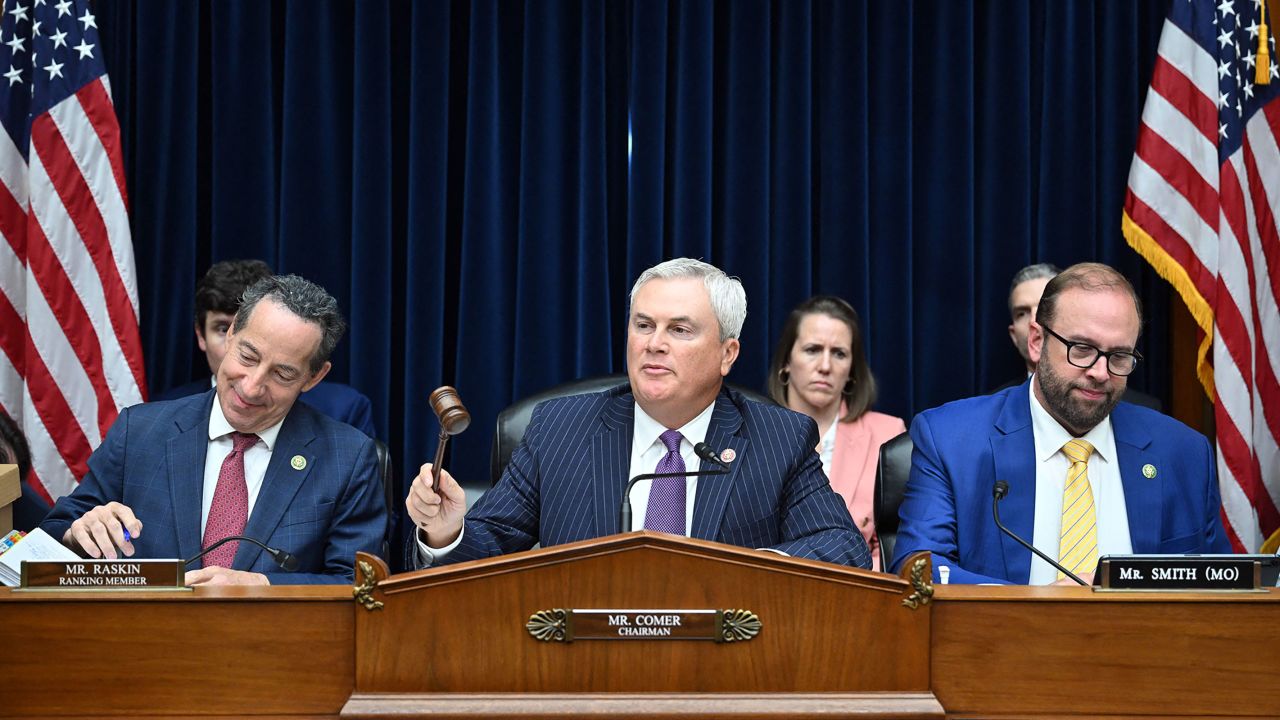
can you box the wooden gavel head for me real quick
[429,386,471,435]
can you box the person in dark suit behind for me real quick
[41,275,387,585]
[893,263,1228,584]
[406,258,869,568]
[995,262,1162,412]
[158,259,377,438]
[0,410,51,532]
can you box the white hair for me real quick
[628,258,747,341]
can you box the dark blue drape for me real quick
[97,0,1171,568]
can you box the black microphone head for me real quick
[694,442,728,468]
[274,549,300,572]
[993,480,1009,500]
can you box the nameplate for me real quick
[526,608,761,643]
[1098,555,1263,591]
[20,559,186,590]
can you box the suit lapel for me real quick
[591,391,634,537]
[168,391,215,563]
[236,408,316,570]
[691,390,744,541]
[991,384,1037,584]
[830,411,872,499]
[1111,406,1160,554]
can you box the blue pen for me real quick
[123,528,132,543]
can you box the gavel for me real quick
[428,386,471,493]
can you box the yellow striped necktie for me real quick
[1058,438,1097,580]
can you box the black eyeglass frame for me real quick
[1038,323,1143,377]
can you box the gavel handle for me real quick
[431,429,449,493]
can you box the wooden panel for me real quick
[354,534,933,695]
[931,586,1280,717]
[0,586,353,718]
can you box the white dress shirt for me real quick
[626,401,714,533]
[201,394,285,534]
[1026,376,1132,584]
[418,399,717,564]
[816,417,838,479]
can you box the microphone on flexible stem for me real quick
[694,442,730,469]
[619,468,732,530]
[619,443,733,532]
[184,536,300,571]
[992,480,1087,586]
[619,470,726,532]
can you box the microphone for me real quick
[184,536,300,571]
[694,442,729,469]
[992,480,1087,586]
[620,469,727,532]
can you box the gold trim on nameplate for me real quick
[525,608,761,643]
[19,559,187,591]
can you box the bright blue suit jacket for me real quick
[40,391,387,584]
[159,378,377,440]
[435,384,870,568]
[890,381,1229,584]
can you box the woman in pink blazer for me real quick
[768,296,905,571]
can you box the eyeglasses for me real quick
[1039,323,1142,376]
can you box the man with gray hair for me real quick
[407,257,869,567]
[42,275,387,585]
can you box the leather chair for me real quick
[873,431,913,571]
[372,438,396,562]
[489,374,774,486]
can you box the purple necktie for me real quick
[644,429,686,534]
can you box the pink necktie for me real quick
[201,432,258,568]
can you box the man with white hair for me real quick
[406,258,869,568]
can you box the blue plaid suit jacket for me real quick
[436,384,870,568]
[41,391,387,585]
[890,380,1230,584]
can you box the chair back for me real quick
[490,375,624,486]
[372,438,396,562]
[489,374,774,486]
[873,431,913,570]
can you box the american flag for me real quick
[1123,0,1280,552]
[0,0,145,502]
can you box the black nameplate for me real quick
[1099,555,1265,591]
[20,559,186,590]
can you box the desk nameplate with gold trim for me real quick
[526,608,760,642]
[20,559,187,590]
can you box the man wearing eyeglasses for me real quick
[995,262,1162,411]
[891,262,1230,584]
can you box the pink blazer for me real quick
[828,410,907,571]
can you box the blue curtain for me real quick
[97,0,1171,567]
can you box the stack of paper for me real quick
[0,528,79,587]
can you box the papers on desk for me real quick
[0,528,78,587]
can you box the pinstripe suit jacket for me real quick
[41,391,387,585]
[439,384,870,568]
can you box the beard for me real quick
[1035,359,1122,435]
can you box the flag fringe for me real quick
[1121,210,1216,401]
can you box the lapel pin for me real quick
[1142,463,1157,479]
[720,448,736,464]
[291,455,307,471]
